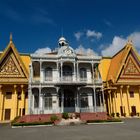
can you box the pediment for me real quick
[119,52,140,81]
[0,52,25,78]
[0,41,28,83]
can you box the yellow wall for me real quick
[0,85,28,121]
[99,58,111,82]
[108,86,140,117]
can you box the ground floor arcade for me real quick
[28,85,105,114]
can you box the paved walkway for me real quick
[0,119,140,140]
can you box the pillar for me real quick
[21,85,25,116]
[120,85,124,116]
[61,88,64,113]
[56,62,59,81]
[73,62,76,81]
[93,87,97,112]
[0,85,3,121]
[14,85,18,117]
[102,86,105,112]
[60,61,63,81]
[52,93,58,113]
[40,61,42,83]
[39,87,43,114]
[28,86,32,114]
[126,85,130,116]
[88,93,93,112]
[76,62,79,81]
[113,91,117,116]
[139,86,140,114]
[108,90,112,114]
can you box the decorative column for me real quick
[28,86,32,114]
[40,61,42,83]
[139,86,140,113]
[91,62,94,83]
[39,87,43,114]
[61,88,64,113]
[73,62,76,81]
[30,62,34,82]
[76,62,79,81]
[113,91,117,116]
[56,62,59,81]
[93,87,97,112]
[102,86,105,112]
[21,85,25,116]
[76,88,80,112]
[120,85,124,116]
[14,85,18,117]
[88,93,93,112]
[0,85,3,121]
[126,85,130,116]
[60,61,63,81]
[108,90,112,114]
[99,92,102,112]
[52,93,58,113]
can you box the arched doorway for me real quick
[64,89,75,112]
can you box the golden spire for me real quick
[10,33,13,43]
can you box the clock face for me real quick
[65,49,72,55]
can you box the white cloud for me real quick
[74,32,83,41]
[75,44,98,56]
[101,32,140,57]
[34,47,51,54]
[86,30,102,39]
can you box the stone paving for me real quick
[0,118,140,140]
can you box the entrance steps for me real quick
[58,118,83,125]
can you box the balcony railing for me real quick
[32,76,102,84]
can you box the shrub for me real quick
[50,115,59,123]
[136,112,140,116]
[12,121,53,126]
[111,113,115,117]
[130,112,134,117]
[87,118,122,123]
[11,116,21,125]
[62,112,69,119]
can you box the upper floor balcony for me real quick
[30,61,102,85]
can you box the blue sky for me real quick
[0,0,140,56]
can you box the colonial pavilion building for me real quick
[28,37,105,115]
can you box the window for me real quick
[80,93,88,108]
[44,93,52,109]
[6,92,12,99]
[80,68,87,80]
[34,94,39,108]
[129,91,134,98]
[45,67,53,81]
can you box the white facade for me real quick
[28,37,105,114]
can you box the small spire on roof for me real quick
[10,33,13,43]
[127,38,133,45]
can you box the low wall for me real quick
[17,114,62,123]
[80,112,107,121]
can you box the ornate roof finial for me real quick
[10,32,13,43]
[127,37,133,45]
